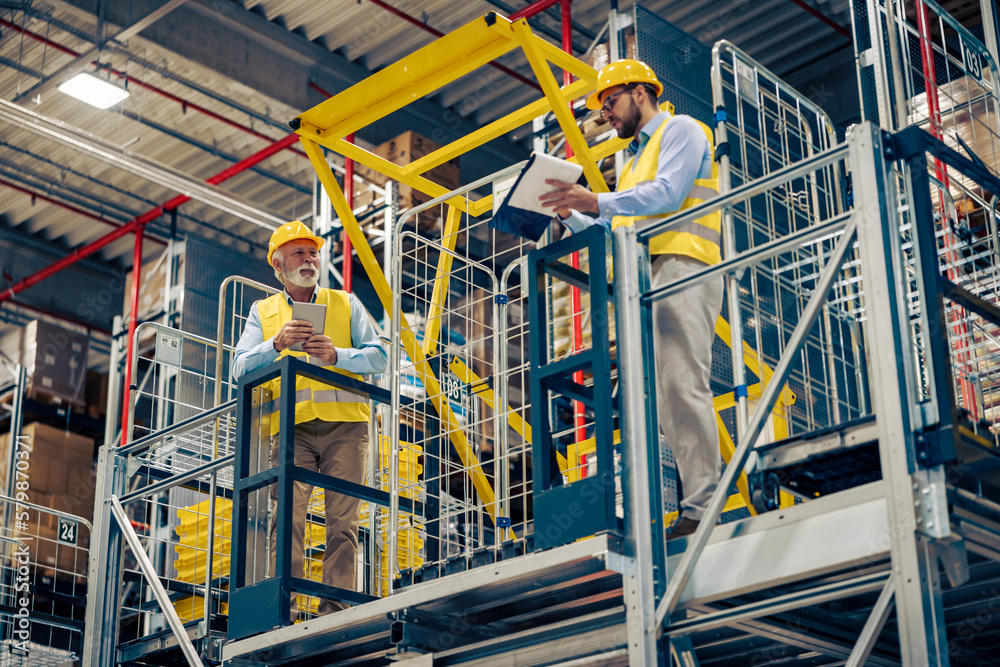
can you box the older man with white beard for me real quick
[232,220,387,617]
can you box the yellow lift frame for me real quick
[295,12,796,532]
[294,12,622,530]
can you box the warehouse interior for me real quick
[2,0,1000,665]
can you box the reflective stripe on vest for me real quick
[257,288,370,434]
[612,115,722,264]
[263,386,366,414]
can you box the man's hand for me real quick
[273,319,315,352]
[302,335,338,365]
[539,179,599,215]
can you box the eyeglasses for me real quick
[600,87,632,117]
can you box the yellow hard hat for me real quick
[586,59,663,110]
[267,220,325,265]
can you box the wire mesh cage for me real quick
[635,4,714,126]
[388,196,538,586]
[0,496,90,666]
[852,0,1000,427]
[712,40,866,449]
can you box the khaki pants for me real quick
[651,254,724,521]
[269,419,369,615]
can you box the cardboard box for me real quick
[0,320,90,407]
[85,370,110,419]
[123,251,182,322]
[0,423,94,496]
[355,130,461,196]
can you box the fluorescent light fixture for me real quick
[57,72,129,109]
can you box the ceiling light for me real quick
[57,72,129,109]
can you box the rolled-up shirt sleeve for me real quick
[231,302,279,380]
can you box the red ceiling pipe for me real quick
[785,0,851,38]
[0,176,167,245]
[510,0,561,21]
[0,215,152,304]
[0,17,306,155]
[364,0,541,91]
[342,132,355,293]
[120,222,145,446]
[0,132,298,305]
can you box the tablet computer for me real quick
[289,302,326,352]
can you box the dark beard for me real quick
[615,99,642,139]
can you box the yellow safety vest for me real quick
[257,289,369,435]
[613,116,721,264]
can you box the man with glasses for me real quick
[540,60,722,541]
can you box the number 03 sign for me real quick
[960,35,985,87]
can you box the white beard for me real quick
[284,264,319,288]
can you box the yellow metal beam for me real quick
[401,77,594,179]
[715,316,797,408]
[487,14,598,84]
[665,493,747,527]
[447,357,568,474]
[300,134,474,212]
[295,16,519,140]
[713,384,764,412]
[716,412,756,516]
[302,138,503,526]
[423,206,464,358]
[564,430,620,484]
[510,19,608,193]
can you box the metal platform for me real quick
[219,477,1000,665]
[222,533,630,665]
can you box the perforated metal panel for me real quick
[635,4,713,125]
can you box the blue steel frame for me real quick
[228,355,413,639]
[528,225,624,551]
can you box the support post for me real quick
[980,0,1000,72]
[343,133,355,292]
[849,123,950,665]
[613,225,659,664]
[120,223,145,447]
[83,443,126,667]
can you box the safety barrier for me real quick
[712,40,861,445]
[0,495,90,666]
[389,176,537,586]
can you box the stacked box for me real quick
[85,370,110,420]
[122,252,181,322]
[173,498,232,621]
[0,423,96,576]
[356,131,462,214]
[0,422,95,511]
[0,320,90,408]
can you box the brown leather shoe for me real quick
[667,517,700,540]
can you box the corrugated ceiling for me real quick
[0,0,983,317]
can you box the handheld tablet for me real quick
[289,302,327,352]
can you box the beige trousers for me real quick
[651,254,724,521]
[269,419,369,615]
